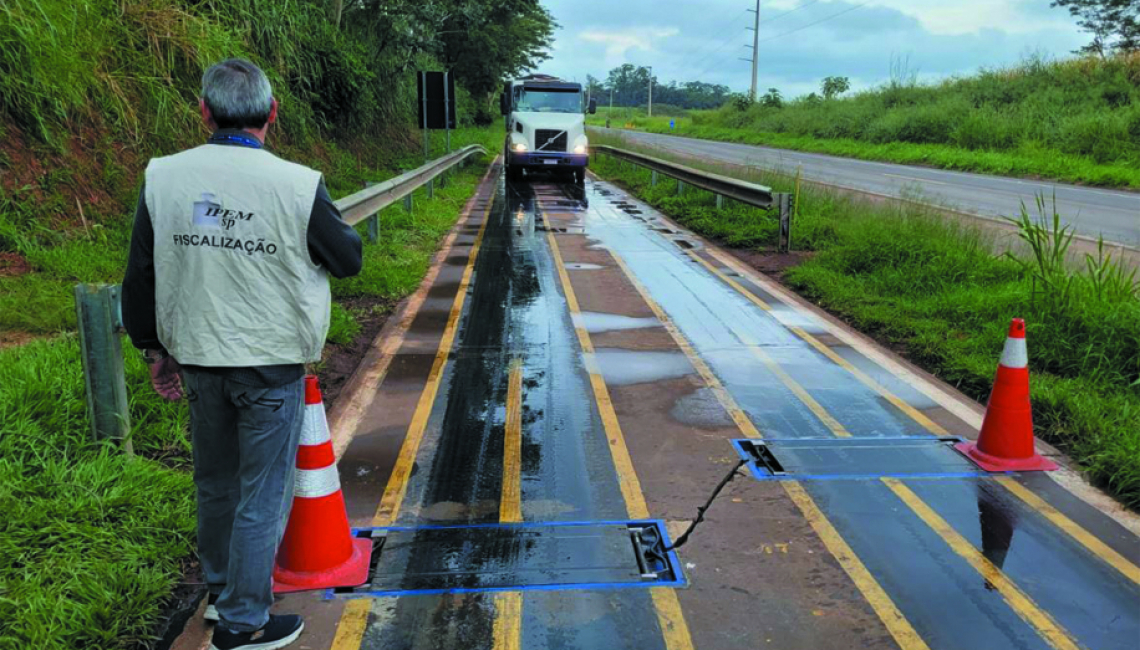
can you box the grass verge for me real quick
[588,53,1140,188]
[588,131,1140,508]
[0,127,499,650]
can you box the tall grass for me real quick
[588,134,1140,508]
[594,54,1140,187]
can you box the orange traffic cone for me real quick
[273,376,372,593]
[956,319,1057,472]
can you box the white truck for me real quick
[500,74,597,183]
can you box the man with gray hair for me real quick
[122,58,362,650]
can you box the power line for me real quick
[687,27,750,75]
[670,8,751,65]
[761,0,825,25]
[756,0,873,44]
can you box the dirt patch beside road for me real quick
[318,295,397,406]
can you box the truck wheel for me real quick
[506,164,519,181]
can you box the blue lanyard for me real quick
[208,132,263,149]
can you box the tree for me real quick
[761,87,783,108]
[1051,0,1140,54]
[821,76,851,100]
[436,0,557,100]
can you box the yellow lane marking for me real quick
[371,197,494,527]
[691,246,1140,586]
[685,249,772,311]
[688,249,947,434]
[329,160,503,460]
[329,600,372,650]
[884,479,1081,650]
[542,212,694,650]
[610,254,761,439]
[788,324,950,435]
[501,360,524,524]
[996,476,1140,586]
[784,482,933,650]
[329,174,496,650]
[494,361,525,650]
[492,592,523,650]
[683,250,850,437]
[545,220,651,519]
[612,249,930,650]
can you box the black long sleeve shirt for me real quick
[122,132,363,386]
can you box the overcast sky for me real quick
[535,0,1089,97]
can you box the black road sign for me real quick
[418,71,456,130]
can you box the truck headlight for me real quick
[514,143,528,152]
[574,144,587,154]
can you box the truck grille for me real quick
[535,129,567,152]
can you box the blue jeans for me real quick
[183,370,304,632]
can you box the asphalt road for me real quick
[598,128,1140,248]
[174,163,1140,650]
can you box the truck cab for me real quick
[501,74,597,183]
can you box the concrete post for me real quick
[74,284,132,453]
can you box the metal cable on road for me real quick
[665,458,749,551]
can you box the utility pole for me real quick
[746,0,759,101]
[647,66,654,118]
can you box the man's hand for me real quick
[150,355,184,401]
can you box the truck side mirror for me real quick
[588,98,598,114]
[500,93,509,116]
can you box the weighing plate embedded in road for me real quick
[329,520,684,598]
[732,437,994,481]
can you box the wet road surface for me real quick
[280,161,1140,650]
[597,127,1140,248]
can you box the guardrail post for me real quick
[651,171,658,187]
[363,182,379,243]
[677,180,685,196]
[427,179,434,199]
[404,195,413,214]
[716,194,724,209]
[74,283,132,453]
[777,193,793,253]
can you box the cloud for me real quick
[579,27,681,62]
[536,0,1088,94]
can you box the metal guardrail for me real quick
[75,144,488,445]
[592,145,775,209]
[591,144,793,251]
[337,144,486,226]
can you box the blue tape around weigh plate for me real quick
[325,518,686,599]
[730,438,1008,481]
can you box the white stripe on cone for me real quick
[299,403,331,446]
[295,465,341,499]
[1000,337,1028,369]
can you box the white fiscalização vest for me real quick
[147,144,330,366]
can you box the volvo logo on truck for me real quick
[501,74,597,184]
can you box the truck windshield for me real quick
[516,89,582,113]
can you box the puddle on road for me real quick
[670,387,735,428]
[590,349,692,385]
[575,312,660,333]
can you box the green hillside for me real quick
[0,1,547,647]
